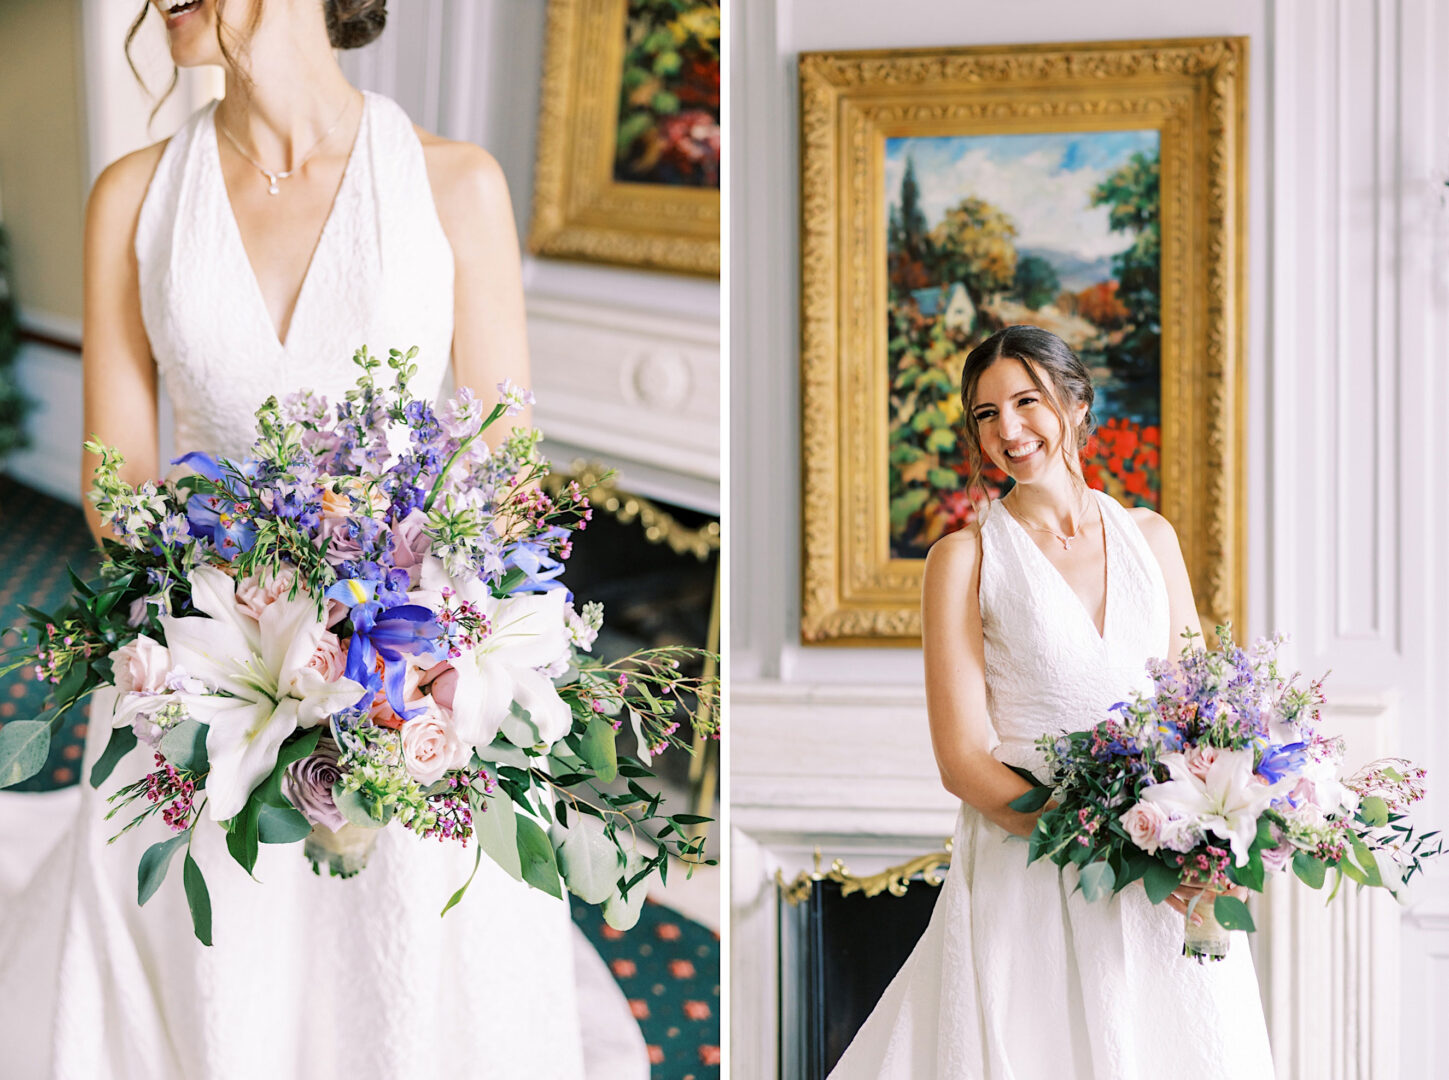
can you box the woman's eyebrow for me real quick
[973,388,1037,411]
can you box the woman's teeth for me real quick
[162,1,202,16]
[1005,441,1042,460]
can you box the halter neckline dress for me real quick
[829,491,1275,1080]
[0,92,646,1080]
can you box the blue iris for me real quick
[1256,741,1308,785]
[173,452,258,560]
[327,579,442,718]
[504,533,569,595]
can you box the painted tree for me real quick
[928,196,1018,305]
[888,155,933,293]
[1012,254,1061,310]
[1091,149,1160,370]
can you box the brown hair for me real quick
[126,1,387,118]
[957,324,1096,510]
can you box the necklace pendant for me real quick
[263,172,280,195]
[1061,536,1075,551]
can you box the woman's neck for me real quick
[1004,468,1091,532]
[215,19,357,168]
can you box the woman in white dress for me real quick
[0,1,648,1077]
[829,325,1274,1079]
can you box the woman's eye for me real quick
[1019,396,1037,406]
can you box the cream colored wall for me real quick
[0,0,87,322]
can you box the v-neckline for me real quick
[209,94,369,352]
[1000,490,1112,644]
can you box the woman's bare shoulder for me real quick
[87,140,170,231]
[925,524,982,580]
[413,126,509,230]
[1126,505,1179,547]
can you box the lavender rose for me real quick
[389,508,432,588]
[284,740,347,832]
[317,516,364,568]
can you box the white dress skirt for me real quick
[0,92,647,1080]
[828,493,1274,1080]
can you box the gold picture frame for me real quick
[799,37,1248,645]
[529,0,720,276]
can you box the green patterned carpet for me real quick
[0,475,720,1079]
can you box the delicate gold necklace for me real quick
[1004,489,1094,550]
[217,93,358,195]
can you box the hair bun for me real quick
[325,0,387,50]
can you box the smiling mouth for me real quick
[1005,441,1043,460]
[160,0,203,22]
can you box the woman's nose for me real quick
[999,410,1022,438]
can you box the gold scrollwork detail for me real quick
[543,460,721,562]
[776,842,954,907]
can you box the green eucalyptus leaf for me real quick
[440,845,483,917]
[552,819,624,905]
[158,719,209,774]
[1007,786,1051,813]
[182,852,212,946]
[138,830,191,906]
[577,715,618,783]
[90,724,138,788]
[1212,894,1256,932]
[1349,837,1383,888]
[257,802,312,844]
[1079,860,1116,903]
[1358,795,1389,829]
[602,848,651,931]
[1292,850,1327,889]
[472,788,522,881]
[0,720,51,788]
[1142,860,1181,905]
[515,815,562,899]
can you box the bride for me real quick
[829,325,1274,1079]
[0,1,647,1077]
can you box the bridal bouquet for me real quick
[1008,627,1439,961]
[0,347,718,945]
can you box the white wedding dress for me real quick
[830,492,1274,1080]
[0,92,647,1080]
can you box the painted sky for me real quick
[885,131,1159,264]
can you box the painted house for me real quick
[909,281,976,332]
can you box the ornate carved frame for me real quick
[529,0,720,276]
[799,37,1248,645]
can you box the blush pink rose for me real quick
[1184,744,1220,782]
[234,567,299,621]
[389,509,432,588]
[111,635,172,695]
[400,702,466,785]
[418,660,458,714]
[1119,800,1170,855]
[306,631,347,682]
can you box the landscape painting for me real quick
[886,130,1163,560]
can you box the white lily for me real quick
[419,557,573,752]
[157,565,364,821]
[1141,748,1290,866]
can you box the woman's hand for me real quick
[1164,879,1246,924]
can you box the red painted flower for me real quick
[700,1045,722,1066]
[648,1046,665,1065]
[611,959,637,978]
[655,922,682,941]
[629,999,650,1019]
[683,1000,712,1020]
[668,958,696,979]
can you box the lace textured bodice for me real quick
[135,91,454,459]
[979,490,1170,776]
